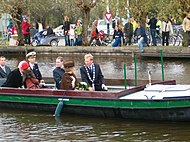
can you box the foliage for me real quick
[0,0,189,46]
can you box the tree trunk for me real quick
[81,8,90,46]
[140,11,147,28]
[11,6,24,46]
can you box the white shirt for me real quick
[29,63,35,70]
[0,65,6,73]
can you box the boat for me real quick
[2,79,190,121]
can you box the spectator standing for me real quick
[160,16,173,46]
[37,21,43,32]
[75,20,82,46]
[30,24,37,39]
[156,18,162,35]
[131,17,137,31]
[182,12,190,47]
[0,56,11,78]
[148,15,157,46]
[124,18,133,46]
[112,25,123,47]
[80,53,107,91]
[134,21,148,53]
[53,56,65,89]
[63,16,70,46]
[21,17,30,45]
[7,19,13,41]
[69,26,76,46]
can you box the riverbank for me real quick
[0,45,190,58]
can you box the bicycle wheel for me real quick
[156,35,162,46]
[169,36,177,46]
[175,35,183,46]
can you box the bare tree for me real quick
[74,0,97,46]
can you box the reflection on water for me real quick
[2,54,190,141]
[4,54,190,84]
[0,108,190,141]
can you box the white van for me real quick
[97,19,114,35]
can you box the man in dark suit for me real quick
[26,51,42,82]
[80,53,107,91]
[53,56,65,89]
[0,56,11,78]
[2,61,29,88]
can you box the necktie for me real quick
[89,67,92,73]
[165,22,167,32]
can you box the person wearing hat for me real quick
[1,61,29,88]
[80,53,107,91]
[26,51,42,82]
[60,60,78,90]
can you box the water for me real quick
[1,108,190,142]
[2,54,190,141]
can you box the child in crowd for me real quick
[69,26,75,46]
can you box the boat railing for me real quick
[116,80,177,98]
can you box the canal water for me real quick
[1,54,190,141]
[1,108,190,141]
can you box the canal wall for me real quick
[0,46,190,58]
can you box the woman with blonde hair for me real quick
[63,16,70,46]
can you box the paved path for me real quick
[0,45,190,58]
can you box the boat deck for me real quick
[120,84,190,100]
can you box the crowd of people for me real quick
[5,11,190,50]
[0,52,107,91]
[91,11,189,52]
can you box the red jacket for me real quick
[22,21,30,34]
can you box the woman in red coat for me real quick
[22,18,30,45]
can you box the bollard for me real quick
[160,49,165,81]
[124,64,127,89]
[134,54,138,86]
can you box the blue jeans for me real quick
[76,35,82,46]
[112,38,121,47]
[150,29,157,46]
[137,37,144,52]
[70,39,75,46]
[65,35,70,46]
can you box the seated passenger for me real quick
[45,24,54,36]
[53,56,65,89]
[1,61,29,88]
[60,60,78,90]
[22,69,40,89]
[0,56,11,78]
[26,51,43,82]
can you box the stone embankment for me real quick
[0,46,190,58]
